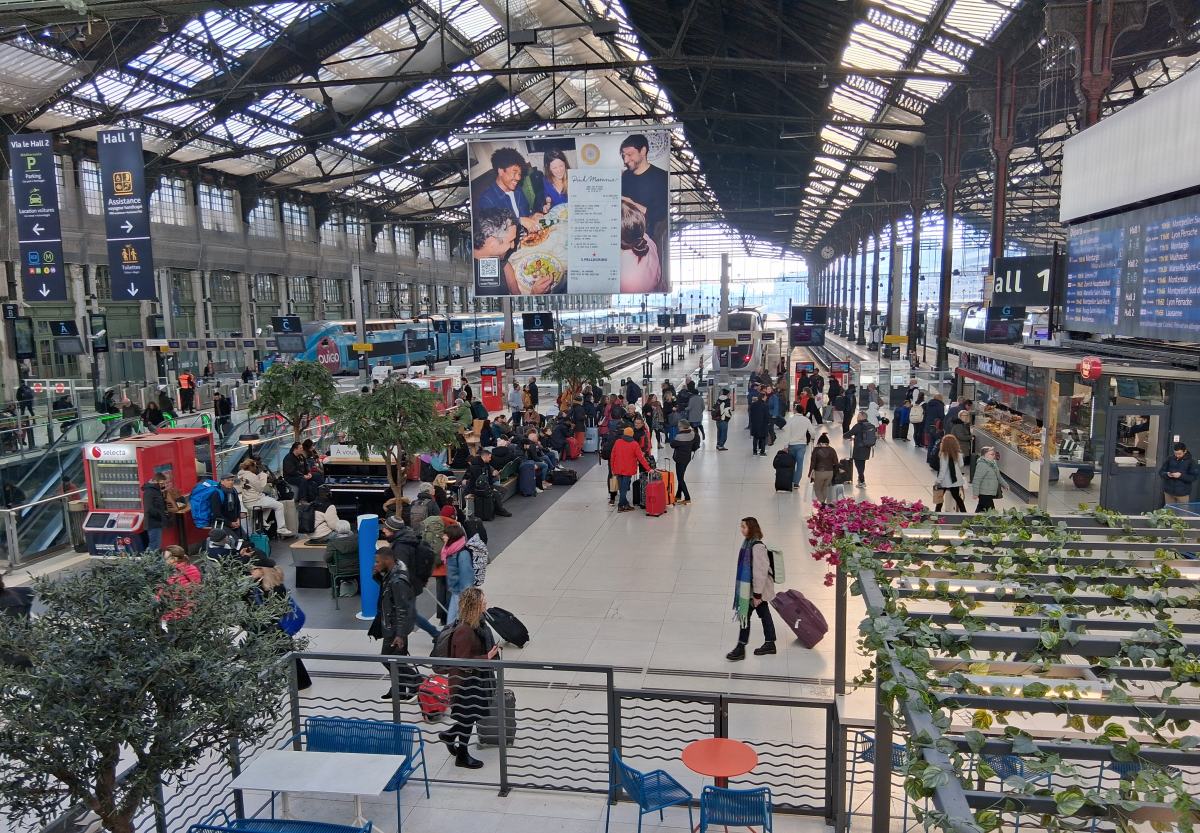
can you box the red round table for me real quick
[682,738,758,788]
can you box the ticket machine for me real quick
[479,366,503,412]
[81,428,216,555]
[793,362,816,397]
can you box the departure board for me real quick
[1065,191,1200,340]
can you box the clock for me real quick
[820,245,835,260]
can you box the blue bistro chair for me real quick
[281,717,429,831]
[189,810,371,833]
[978,755,1052,833]
[847,731,909,830]
[606,750,694,833]
[699,785,772,833]
[1090,762,1181,831]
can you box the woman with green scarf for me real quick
[727,517,777,661]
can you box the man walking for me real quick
[375,547,423,701]
[213,392,233,441]
[141,472,168,551]
[780,403,816,488]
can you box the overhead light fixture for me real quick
[774,211,796,216]
[590,19,619,36]
[774,184,804,190]
[158,17,168,33]
[819,74,829,89]
[779,131,815,140]
[508,29,538,45]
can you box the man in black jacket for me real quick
[526,377,539,407]
[282,442,312,502]
[466,449,512,517]
[523,429,552,490]
[209,473,245,540]
[142,472,168,551]
[548,416,573,458]
[375,547,422,700]
[213,392,233,441]
[489,436,518,471]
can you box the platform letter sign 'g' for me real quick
[97,128,156,301]
[7,133,67,301]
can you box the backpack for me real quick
[297,502,317,534]
[600,431,619,461]
[467,535,488,585]
[430,620,459,674]
[711,402,722,421]
[409,496,436,527]
[861,426,878,448]
[910,403,925,422]
[392,530,435,585]
[189,480,221,528]
[763,541,787,584]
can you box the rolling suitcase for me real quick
[644,474,667,517]
[474,489,495,521]
[632,473,646,507]
[519,460,538,496]
[477,687,516,748]
[567,436,581,459]
[418,675,450,722]
[249,533,271,556]
[773,450,796,492]
[770,588,828,648]
[660,469,676,506]
[485,606,530,646]
[583,426,600,453]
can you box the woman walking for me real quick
[808,435,839,503]
[643,394,666,448]
[726,517,777,661]
[846,412,875,488]
[249,556,312,690]
[933,434,968,511]
[670,419,700,504]
[442,522,474,623]
[714,388,733,450]
[970,446,1004,511]
[437,586,499,769]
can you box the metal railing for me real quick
[125,652,841,833]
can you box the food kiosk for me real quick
[81,428,216,554]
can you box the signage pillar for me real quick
[352,263,367,384]
[357,514,380,621]
[7,133,67,301]
[97,129,156,301]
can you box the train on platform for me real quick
[291,310,655,375]
[712,308,765,376]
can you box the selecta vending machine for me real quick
[479,366,504,412]
[81,428,216,555]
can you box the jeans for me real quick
[788,444,808,486]
[287,476,312,502]
[146,526,163,551]
[617,474,633,508]
[752,435,767,455]
[447,592,461,624]
[737,599,777,645]
[717,420,729,447]
[854,458,867,482]
[675,459,691,501]
[544,449,560,469]
[533,461,549,485]
[415,613,440,638]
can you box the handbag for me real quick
[608,475,619,493]
[932,487,946,503]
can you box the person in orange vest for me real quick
[178,371,197,414]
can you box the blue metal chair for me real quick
[979,755,1052,833]
[1090,762,1181,832]
[189,810,371,833]
[281,717,430,831]
[699,785,772,833]
[846,731,909,830]
[605,750,694,833]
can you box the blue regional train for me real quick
[292,312,629,375]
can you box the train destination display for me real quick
[1065,191,1200,340]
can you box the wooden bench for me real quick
[290,540,331,589]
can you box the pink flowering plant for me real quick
[807,495,928,586]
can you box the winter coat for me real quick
[809,445,839,473]
[971,456,1003,498]
[378,563,416,641]
[324,532,360,572]
[670,428,700,465]
[687,394,706,424]
[715,395,733,421]
[748,399,771,438]
[847,422,875,461]
[749,540,776,602]
[1160,452,1199,497]
[311,500,340,539]
[924,398,946,428]
[779,413,814,448]
[609,435,650,476]
[237,469,270,507]
[949,419,974,455]
[142,481,168,530]
[934,453,966,489]
[209,485,243,528]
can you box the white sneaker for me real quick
[277,528,294,537]
[536,487,544,494]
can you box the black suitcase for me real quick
[474,490,495,521]
[462,515,488,545]
[773,450,796,492]
[485,606,530,647]
[477,687,516,748]
[632,475,645,507]
[832,459,853,486]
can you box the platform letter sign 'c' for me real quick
[97,128,156,301]
[7,133,68,301]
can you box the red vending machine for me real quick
[81,429,217,555]
[479,366,503,412]
[793,362,816,397]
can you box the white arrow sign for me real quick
[31,224,44,236]
[127,283,138,297]
[121,221,134,234]
[38,284,49,297]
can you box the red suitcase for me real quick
[770,588,829,648]
[644,475,667,516]
[567,436,581,459]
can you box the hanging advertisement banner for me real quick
[7,132,67,301]
[467,128,671,296]
[97,128,156,301]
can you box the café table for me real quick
[682,737,758,788]
[230,749,405,833]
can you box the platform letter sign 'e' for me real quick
[7,133,68,301]
[97,128,156,301]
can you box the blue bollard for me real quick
[356,514,379,621]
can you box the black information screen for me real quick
[522,312,554,332]
[1065,191,1200,340]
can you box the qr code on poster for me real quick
[478,257,499,279]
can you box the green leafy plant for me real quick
[542,345,610,393]
[327,378,460,506]
[0,555,296,833]
[248,359,338,441]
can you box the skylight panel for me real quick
[903,78,951,103]
[867,7,921,40]
[821,126,862,152]
[129,45,216,87]
[842,22,911,71]
[156,103,212,126]
[250,91,319,124]
[446,2,500,40]
[829,88,882,121]
[408,80,456,114]
[916,48,964,73]
[942,0,1012,45]
[878,0,937,24]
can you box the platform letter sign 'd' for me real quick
[7,133,67,301]
[97,128,156,301]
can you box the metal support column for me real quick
[906,153,926,359]
[936,121,962,372]
[857,233,869,346]
[870,224,881,338]
[847,249,858,341]
[871,681,894,833]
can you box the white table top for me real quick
[230,750,406,797]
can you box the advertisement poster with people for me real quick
[468,128,671,296]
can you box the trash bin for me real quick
[68,499,88,553]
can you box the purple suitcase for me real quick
[770,589,828,649]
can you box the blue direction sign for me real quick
[97,128,156,301]
[7,133,67,301]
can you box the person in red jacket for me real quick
[610,426,651,513]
